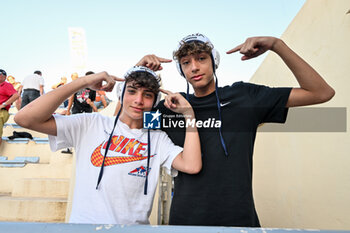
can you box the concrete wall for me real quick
[251,0,350,230]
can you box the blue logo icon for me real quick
[143,110,161,129]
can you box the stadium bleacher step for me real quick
[0,109,73,223]
[2,136,49,144]
[0,156,40,167]
[3,123,48,138]
[0,142,53,163]
[0,163,73,194]
[12,178,70,198]
[0,195,67,222]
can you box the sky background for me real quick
[1,0,306,99]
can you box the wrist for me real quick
[271,38,285,53]
[183,109,195,119]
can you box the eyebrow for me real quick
[126,85,153,93]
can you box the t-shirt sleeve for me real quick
[156,131,183,177]
[39,76,44,85]
[243,82,292,124]
[48,113,92,152]
[5,83,17,96]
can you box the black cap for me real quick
[0,69,7,76]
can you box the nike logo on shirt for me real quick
[220,102,231,107]
[91,141,154,167]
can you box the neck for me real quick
[193,79,216,97]
[119,114,143,129]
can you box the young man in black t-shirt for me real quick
[67,71,97,115]
[135,34,335,227]
[62,71,97,154]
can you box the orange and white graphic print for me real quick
[90,135,154,167]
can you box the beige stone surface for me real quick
[251,0,350,230]
[0,195,67,222]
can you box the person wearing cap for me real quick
[136,33,335,227]
[14,67,202,224]
[0,69,20,146]
[18,70,44,109]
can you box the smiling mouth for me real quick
[131,106,143,112]
[192,75,204,81]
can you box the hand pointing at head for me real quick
[136,54,172,71]
[226,36,279,61]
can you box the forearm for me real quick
[3,93,20,106]
[15,77,89,130]
[177,111,202,174]
[273,39,335,105]
[40,86,44,95]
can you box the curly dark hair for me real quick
[125,72,160,95]
[173,41,212,61]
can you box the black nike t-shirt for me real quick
[156,81,292,227]
[72,88,96,114]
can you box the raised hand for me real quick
[85,72,124,92]
[160,88,194,117]
[226,36,279,61]
[136,54,172,71]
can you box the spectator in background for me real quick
[71,72,78,82]
[52,76,68,108]
[94,90,111,110]
[0,69,20,146]
[52,76,67,89]
[19,70,44,109]
[62,71,97,154]
[66,71,97,114]
[7,75,22,110]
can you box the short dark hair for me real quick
[85,71,94,75]
[173,41,212,62]
[0,69,6,76]
[34,70,42,75]
[125,72,160,96]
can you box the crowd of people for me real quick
[2,33,335,227]
[0,70,111,113]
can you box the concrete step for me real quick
[12,178,70,198]
[0,141,52,163]
[0,163,73,193]
[2,136,49,144]
[0,194,67,222]
[0,156,40,168]
[0,143,73,165]
[3,125,48,138]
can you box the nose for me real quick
[191,58,200,73]
[134,92,144,105]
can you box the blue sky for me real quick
[1,0,305,98]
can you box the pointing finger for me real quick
[226,43,243,54]
[156,56,172,63]
[111,75,125,82]
[159,88,173,95]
